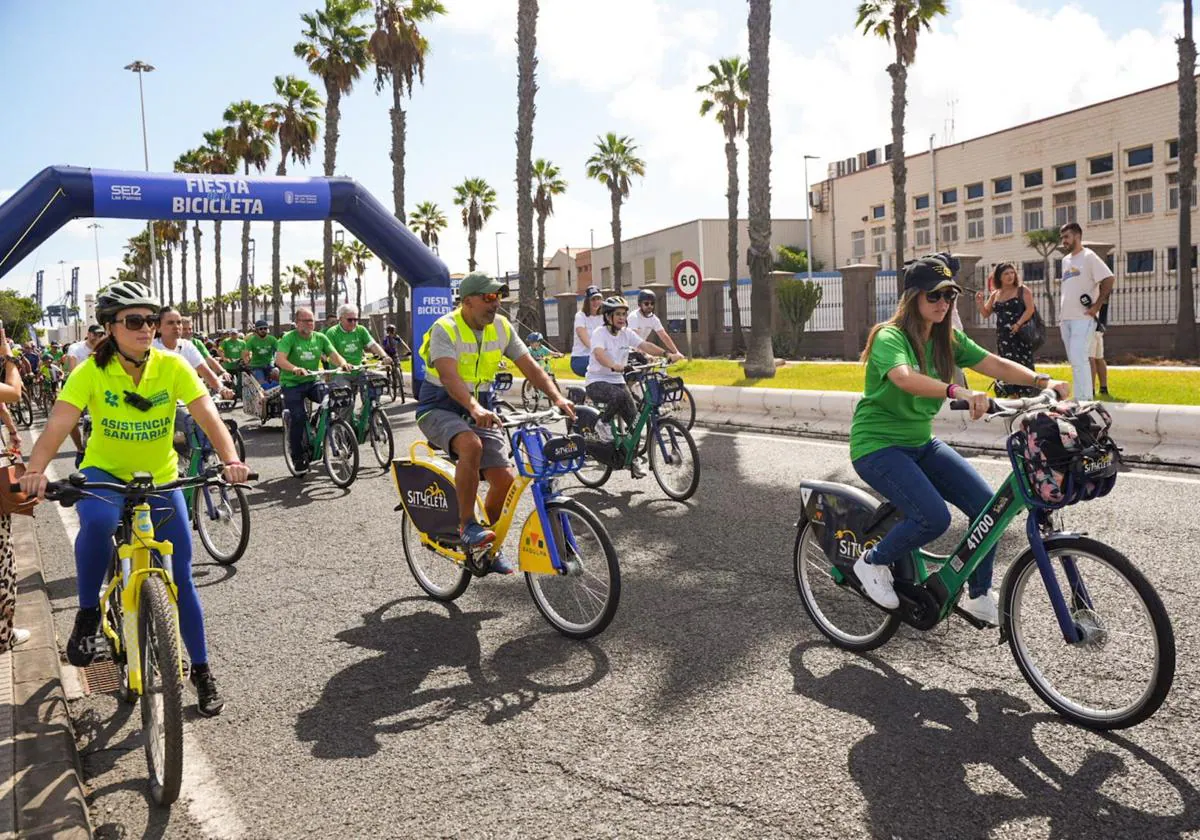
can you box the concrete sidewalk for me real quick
[2,514,91,839]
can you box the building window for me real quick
[1126,250,1154,273]
[914,194,930,211]
[1127,145,1154,167]
[871,226,887,253]
[1089,154,1114,175]
[992,203,1013,236]
[600,266,611,285]
[1021,198,1044,232]
[1169,139,1180,161]
[1022,260,1045,284]
[940,213,958,243]
[851,231,866,261]
[965,209,984,241]
[1053,191,1077,226]
[966,182,984,200]
[1168,172,1197,210]
[1022,169,1044,189]
[871,204,886,219]
[669,250,684,272]
[643,257,656,281]
[621,262,631,282]
[1055,162,1077,182]
[914,217,930,248]
[1088,184,1113,222]
[993,176,1012,195]
[1126,177,1153,217]
[1167,245,1198,271]
[941,187,958,206]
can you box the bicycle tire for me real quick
[193,482,251,565]
[138,575,184,806]
[525,498,621,639]
[280,410,308,478]
[521,379,549,412]
[400,510,471,600]
[368,407,394,468]
[229,424,247,463]
[1001,535,1175,730]
[793,522,900,652]
[14,391,33,429]
[648,418,700,501]
[323,418,359,488]
[493,399,517,419]
[671,385,696,431]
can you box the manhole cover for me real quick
[80,660,121,696]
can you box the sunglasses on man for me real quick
[925,289,959,304]
[117,314,161,330]
[476,292,505,304]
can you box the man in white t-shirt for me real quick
[63,325,106,375]
[155,306,233,399]
[585,297,683,477]
[570,286,605,377]
[627,289,684,359]
[1058,223,1114,400]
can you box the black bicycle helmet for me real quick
[96,281,160,325]
[637,289,656,303]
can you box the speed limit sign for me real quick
[673,259,703,300]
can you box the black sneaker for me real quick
[190,666,225,717]
[66,608,101,667]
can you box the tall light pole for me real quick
[125,60,157,291]
[803,154,818,283]
[494,231,507,282]
[88,223,103,285]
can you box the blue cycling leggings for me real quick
[74,467,209,665]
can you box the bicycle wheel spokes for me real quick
[526,500,620,639]
[400,510,470,601]
[194,482,250,565]
[648,418,700,501]
[794,524,897,651]
[139,576,184,805]
[368,408,394,468]
[324,420,359,487]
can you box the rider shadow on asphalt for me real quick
[789,641,1200,840]
[295,598,611,760]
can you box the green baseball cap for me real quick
[457,271,508,298]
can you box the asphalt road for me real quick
[29,398,1200,840]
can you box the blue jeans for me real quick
[251,365,277,387]
[283,381,327,463]
[75,467,209,664]
[570,355,589,377]
[852,439,996,598]
[1060,318,1097,400]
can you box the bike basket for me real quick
[393,460,461,536]
[513,428,586,478]
[366,372,388,401]
[328,385,354,410]
[1007,401,1125,509]
[645,374,684,407]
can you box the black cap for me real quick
[87,324,105,335]
[903,252,962,293]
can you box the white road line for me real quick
[28,428,246,839]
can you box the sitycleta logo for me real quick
[1081,450,1114,474]
[835,529,878,560]
[406,481,449,510]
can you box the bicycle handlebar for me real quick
[12,465,259,502]
[948,388,1059,416]
[496,407,569,428]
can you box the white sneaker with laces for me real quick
[853,556,899,609]
[960,590,999,626]
[595,424,613,443]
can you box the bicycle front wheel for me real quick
[794,522,900,652]
[648,418,700,501]
[400,510,470,600]
[15,391,33,429]
[661,385,696,430]
[138,575,184,806]
[525,499,621,639]
[193,480,251,565]
[1002,536,1175,730]
[323,419,359,488]
[368,408,394,468]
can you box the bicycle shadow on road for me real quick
[789,641,1200,840]
[295,597,611,759]
[249,474,352,510]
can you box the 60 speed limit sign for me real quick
[672,259,703,300]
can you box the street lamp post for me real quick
[87,223,103,286]
[803,154,818,284]
[125,60,157,291]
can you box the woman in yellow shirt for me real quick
[21,282,249,717]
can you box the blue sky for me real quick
[0,0,1184,310]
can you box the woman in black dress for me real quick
[975,262,1038,397]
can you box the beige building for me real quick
[810,77,1198,282]
[539,246,589,296]
[588,218,810,291]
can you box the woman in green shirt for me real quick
[849,254,1069,625]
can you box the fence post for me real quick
[554,292,578,352]
[840,264,878,361]
[951,253,982,326]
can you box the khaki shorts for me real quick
[1089,330,1105,359]
[416,408,510,471]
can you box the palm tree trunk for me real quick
[610,187,623,293]
[726,139,746,357]
[889,56,908,289]
[214,221,224,329]
[535,212,548,333]
[516,0,539,332]
[1178,0,1198,359]
[323,83,341,321]
[355,272,363,313]
[156,249,166,302]
[193,223,203,332]
[290,287,298,322]
[467,229,478,272]
[395,275,408,338]
[743,0,775,379]
[390,81,407,226]
[180,228,189,313]
[166,245,175,306]
[309,284,317,313]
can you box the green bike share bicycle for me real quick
[328,365,396,470]
[281,369,359,488]
[793,389,1175,730]
[176,400,250,564]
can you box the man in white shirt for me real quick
[1058,223,1114,400]
[62,325,105,375]
[155,306,233,399]
[627,290,684,359]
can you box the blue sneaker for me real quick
[489,550,517,575]
[459,521,496,550]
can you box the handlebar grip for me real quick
[246,472,259,481]
[950,398,1000,413]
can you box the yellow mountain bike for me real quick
[393,407,621,639]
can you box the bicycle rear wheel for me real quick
[368,408,394,468]
[1002,536,1175,729]
[648,418,700,501]
[323,419,359,488]
[14,391,33,429]
[525,499,620,639]
[193,478,250,565]
[400,510,470,600]
[138,575,184,806]
[661,385,696,430]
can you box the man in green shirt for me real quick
[219,332,246,373]
[275,308,350,468]
[325,304,391,413]
[243,320,280,387]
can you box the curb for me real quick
[7,515,92,839]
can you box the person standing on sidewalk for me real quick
[0,331,30,650]
[975,263,1039,397]
[1089,301,1110,397]
[1058,223,1114,400]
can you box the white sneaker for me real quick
[853,556,899,609]
[595,424,613,443]
[10,628,31,647]
[960,590,999,626]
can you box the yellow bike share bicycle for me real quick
[393,407,621,639]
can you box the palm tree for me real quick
[174,220,189,313]
[585,133,646,293]
[303,259,325,312]
[698,56,750,357]
[175,149,206,329]
[409,201,447,252]
[515,0,540,333]
[347,240,373,312]
[1178,0,1198,358]
[199,128,237,329]
[223,100,276,330]
[332,239,351,307]
[123,231,152,285]
[286,265,307,323]
[452,178,497,272]
[155,219,180,305]
[296,0,373,318]
[532,159,566,330]
[856,0,949,282]
[266,74,323,332]
[743,0,775,378]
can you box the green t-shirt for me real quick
[849,326,989,461]
[190,336,211,358]
[243,333,278,368]
[219,338,245,371]
[277,329,336,386]
[324,324,373,366]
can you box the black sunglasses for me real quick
[925,289,959,304]
[118,313,160,330]
[343,317,359,322]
